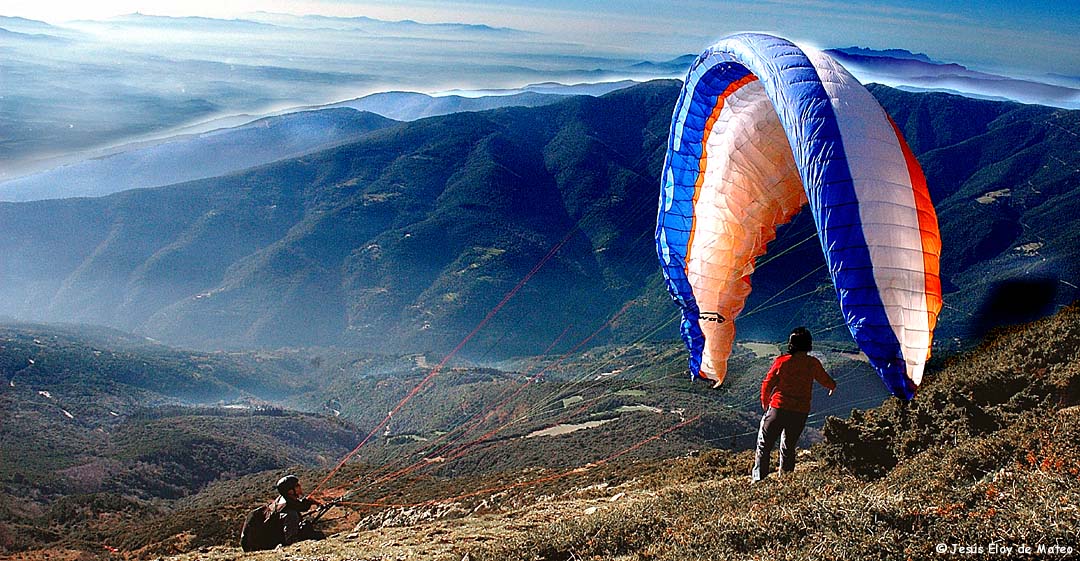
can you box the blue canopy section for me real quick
[656,62,754,379]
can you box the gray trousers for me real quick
[752,406,808,482]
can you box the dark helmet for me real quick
[787,327,812,353]
[276,474,300,495]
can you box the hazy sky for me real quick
[5,0,1079,75]
[3,0,1078,179]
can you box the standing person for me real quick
[752,327,837,482]
[272,475,325,545]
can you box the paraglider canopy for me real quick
[656,33,941,400]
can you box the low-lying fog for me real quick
[0,12,685,180]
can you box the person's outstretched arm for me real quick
[813,359,837,395]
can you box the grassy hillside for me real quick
[0,324,368,555]
[0,319,883,559]
[146,303,1080,561]
[476,303,1080,560]
[0,403,367,554]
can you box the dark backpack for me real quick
[240,502,282,552]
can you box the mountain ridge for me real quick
[0,109,397,202]
[0,81,1076,360]
[828,49,1080,109]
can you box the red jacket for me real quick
[760,352,837,414]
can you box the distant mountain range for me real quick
[0,25,71,43]
[0,81,1076,359]
[1,12,681,181]
[0,81,678,355]
[829,46,938,64]
[323,81,641,121]
[241,11,532,36]
[11,10,1071,188]
[0,15,73,34]
[0,109,395,202]
[66,11,533,41]
[0,81,639,202]
[826,47,1080,109]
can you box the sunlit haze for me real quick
[6,1,1079,73]
[2,0,1077,181]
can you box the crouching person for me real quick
[241,474,326,551]
[272,474,326,545]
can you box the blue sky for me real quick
[5,0,1078,75]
